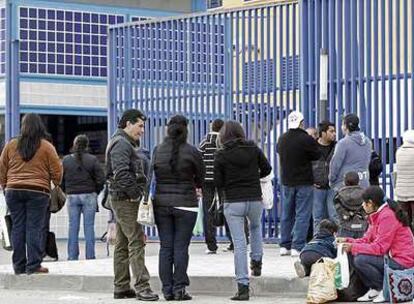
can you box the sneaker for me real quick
[205,249,217,254]
[294,260,306,278]
[291,249,300,257]
[280,247,291,256]
[357,289,380,302]
[373,290,385,303]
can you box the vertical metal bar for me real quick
[344,0,351,114]
[306,1,314,124]
[124,27,132,109]
[285,5,291,125]
[154,23,161,147]
[235,11,240,124]
[328,0,336,123]
[292,3,297,110]
[387,0,394,196]
[247,9,252,137]
[172,20,178,114]
[358,0,366,132]
[396,0,401,148]
[160,22,166,140]
[225,12,233,121]
[380,0,386,189]
[260,8,265,151]
[300,0,309,121]
[366,0,372,138]
[336,0,344,132]
[314,0,320,125]
[241,10,246,128]
[108,28,117,138]
[350,0,357,113]
[373,0,380,154]
[403,0,408,132]
[279,5,285,133]
[253,8,258,141]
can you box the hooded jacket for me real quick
[329,132,372,191]
[395,130,414,202]
[214,139,272,202]
[346,203,414,269]
[198,132,220,184]
[300,228,337,258]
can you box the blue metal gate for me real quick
[109,0,414,240]
[108,2,299,241]
[302,0,414,194]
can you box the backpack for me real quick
[334,186,368,233]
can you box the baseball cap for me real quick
[288,111,304,129]
[343,113,360,132]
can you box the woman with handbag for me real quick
[0,113,62,274]
[339,186,414,303]
[214,121,272,301]
[152,115,204,301]
[62,134,105,260]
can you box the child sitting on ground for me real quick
[334,171,367,238]
[294,219,338,278]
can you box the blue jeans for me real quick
[154,206,197,296]
[224,201,263,286]
[350,254,405,290]
[280,186,313,251]
[5,189,49,274]
[312,188,338,232]
[67,193,97,260]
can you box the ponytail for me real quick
[387,199,411,227]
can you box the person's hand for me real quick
[342,243,353,253]
[196,188,202,198]
[336,237,347,243]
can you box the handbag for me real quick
[137,196,155,226]
[383,256,414,303]
[98,183,111,210]
[1,214,12,251]
[49,184,66,213]
[260,172,274,210]
[208,191,224,227]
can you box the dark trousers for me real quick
[400,201,414,231]
[154,206,197,296]
[350,254,405,290]
[5,189,49,274]
[202,184,218,251]
[300,251,323,276]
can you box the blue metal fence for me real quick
[109,2,300,241]
[109,0,414,241]
[302,0,414,195]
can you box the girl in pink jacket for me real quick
[340,186,414,303]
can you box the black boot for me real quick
[174,289,192,301]
[231,283,249,301]
[250,259,262,277]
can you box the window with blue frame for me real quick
[0,7,5,75]
[208,0,222,9]
[19,6,125,77]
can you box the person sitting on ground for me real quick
[334,171,367,238]
[338,186,414,303]
[294,219,338,278]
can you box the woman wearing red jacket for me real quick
[339,186,414,303]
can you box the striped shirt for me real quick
[198,132,220,183]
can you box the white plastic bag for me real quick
[137,196,155,226]
[0,192,11,249]
[260,172,274,210]
[334,244,350,290]
[307,258,338,303]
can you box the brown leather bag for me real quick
[49,184,66,213]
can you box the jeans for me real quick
[280,186,313,251]
[202,184,218,252]
[312,188,338,232]
[224,201,263,286]
[350,254,405,290]
[154,206,197,296]
[111,197,151,293]
[67,193,97,260]
[41,210,51,258]
[5,189,49,274]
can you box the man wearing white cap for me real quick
[277,111,321,256]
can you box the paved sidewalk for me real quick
[0,242,308,296]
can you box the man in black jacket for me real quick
[277,111,321,256]
[106,109,159,301]
[311,121,338,232]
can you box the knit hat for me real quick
[288,111,304,129]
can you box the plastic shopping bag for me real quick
[260,172,274,210]
[335,244,350,290]
[137,196,155,226]
[0,192,12,250]
[192,198,204,236]
[307,258,338,304]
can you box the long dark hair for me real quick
[71,134,89,162]
[17,113,48,161]
[362,186,411,227]
[166,115,188,174]
[219,120,246,145]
